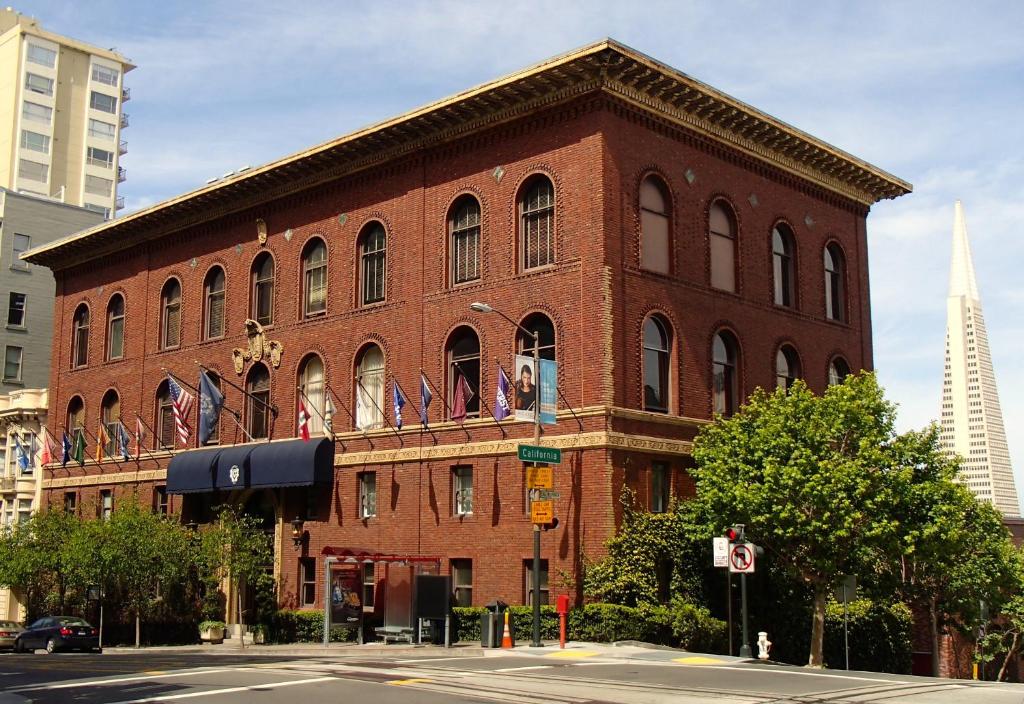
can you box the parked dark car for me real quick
[0,620,25,650]
[13,616,100,654]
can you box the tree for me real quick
[0,511,85,618]
[691,373,908,667]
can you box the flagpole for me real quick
[58,424,78,471]
[120,420,162,467]
[131,413,169,466]
[296,386,344,450]
[452,361,506,437]
[79,422,126,472]
[324,383,371,448]
[418,369,470,441]
[555,384,584,433]
[192,362,277,419]
[356,376,403,446]
[395,377,435,444]
[39,425,59,469]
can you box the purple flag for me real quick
[494,363,511,421]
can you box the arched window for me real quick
[160,279,181,349]
[712,331,739,416]
[359,223,386,306]
[709,201,737,292]
[643,316,671,413]
[447,327,480,420]
[101,390,119,456]
[519,176,555,270]
[106,295,124,361]
[298,355,325,435]
[246,363,271,440]
[251,253,274,326]
[772,225,796,307]
[775,345,801,391]
[828,357,851,386]
[156,381,174,449]
[66,396,85,446]
[640,176,670,274]
[72,304,89,368]
[354,345,384,430]
[203,266,225,339]
[450,196,481,285]
[516,313,556,361]
[824,243,846,322]
[302,238,327,318]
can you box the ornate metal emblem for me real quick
[256,218,268,246]
[229,464,240,485]
[231,319,283,375]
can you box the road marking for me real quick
[105,675,336,703]
[394,656,492,663]
[494,665,553,672]
[388,678,433,685]
[673,656,726,665]
[545,650,598,658]
[10,666,250,691]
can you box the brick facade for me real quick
[31,42,905,620]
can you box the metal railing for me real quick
[119,140,128,155]
[120,113,130,129]
[115,195,125,210]
[122,86,131,102]
[117,166,127,183]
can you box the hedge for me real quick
[823,600,912,674]
[267,610,358,644]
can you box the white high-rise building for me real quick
[939,201,1019,516]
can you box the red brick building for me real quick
[24,40,909,622]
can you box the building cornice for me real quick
[24,39,909,273]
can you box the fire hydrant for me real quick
[757,631,771,660]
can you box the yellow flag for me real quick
[96,424,110,463]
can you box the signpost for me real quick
[729,543,756,574]
[835,575,857,670]
[713,537,729,568]
[518,444,561,464]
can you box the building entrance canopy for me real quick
[166,438,334,494]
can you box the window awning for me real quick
[167,438,334,495]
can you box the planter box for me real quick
[200,627,224,644]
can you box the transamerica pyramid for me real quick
[939,201,1020,516]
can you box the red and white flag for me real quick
[135,416,147,456]
[167,375,194,446]
[40,428,56,466]
[297,398,311,442]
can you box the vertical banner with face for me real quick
[539,359,557,426]
[329,563,363,629]
[513,354,536,423]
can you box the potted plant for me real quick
[198,620,226,644]
[250,623,267,645]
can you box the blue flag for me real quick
[495,363,511,421]
[419,373,432,428]
[118,422,132,461]
[198,371,224,445]
[393,382,406,430]
[13,434,29,472]
[61,431,72,468]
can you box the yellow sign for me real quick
[526,466,553,489]
[531,500,554,524]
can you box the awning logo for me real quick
[229,464,240,485]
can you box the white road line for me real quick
[394,656,493,664]
[10,667,250,692]
[105,675,336,704]
[493,665,553,672]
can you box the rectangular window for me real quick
[452,559,473,607]
[25,72,54,96]
[363,563,375,608]
[86,146,114,168]
[18,159,48,182]
[650,462,670,514]
[27,44,56,68]
[154,486,168,515]
[13,233,31,269]
[3,346,23,381]
[452,226,480,284]
[359,472,377,518]
[90,91,117,114]
[88,119,116,139]
[525,559,549,606]
[17,498,31,525]
[7,293,26,327]
[91,64,119,86]
[453,466,473,516]
[84,175,113,196]
[64,492,77,515]
[22,101,52,124]
[20,130,50,153]
[100,490,113,520]
[300,558,316,607]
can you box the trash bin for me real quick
[481,600,508,648]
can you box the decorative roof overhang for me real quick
[23,38,911,272]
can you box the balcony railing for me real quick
[0,475,15,492]
[121,86,131,102]
[115,195,125,211]
[120,113,129,129]
[118,166,127,183]
[118,140,128,155]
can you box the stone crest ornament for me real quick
[492,165,505,183]
[256,218,268,246]
[338,213,348,226]
[284,228,293,242]
[229,464,240,485]
[231,319,283,375]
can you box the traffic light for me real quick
[542,517,560,531]
[724,525,745,542]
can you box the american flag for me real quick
[167,374,194,446]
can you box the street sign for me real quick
[729,543,755,574]
[713,537,729,568]
[518,444,561,465]
[834,575,857,604]
[526,465,554,489]
[531,500,554,524]
[536,489,561,500]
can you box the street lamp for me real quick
[470,301,544,647]
[290,516,305,549]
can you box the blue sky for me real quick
[27,1,1024,503]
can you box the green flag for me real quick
[73,430,86,466]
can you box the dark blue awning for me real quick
[213,443,256,490]
[166,446,222,494]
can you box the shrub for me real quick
[670,599,727,653]
[823,600,911,674]
[268,610,357,644]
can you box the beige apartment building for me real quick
[0,7,134,219]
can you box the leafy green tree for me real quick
[0,510,84,617]
[691,374,910,667]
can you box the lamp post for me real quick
[470,301,543,647]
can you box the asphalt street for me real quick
[3,645,1024,703]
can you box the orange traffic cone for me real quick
[501,610,514,648]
